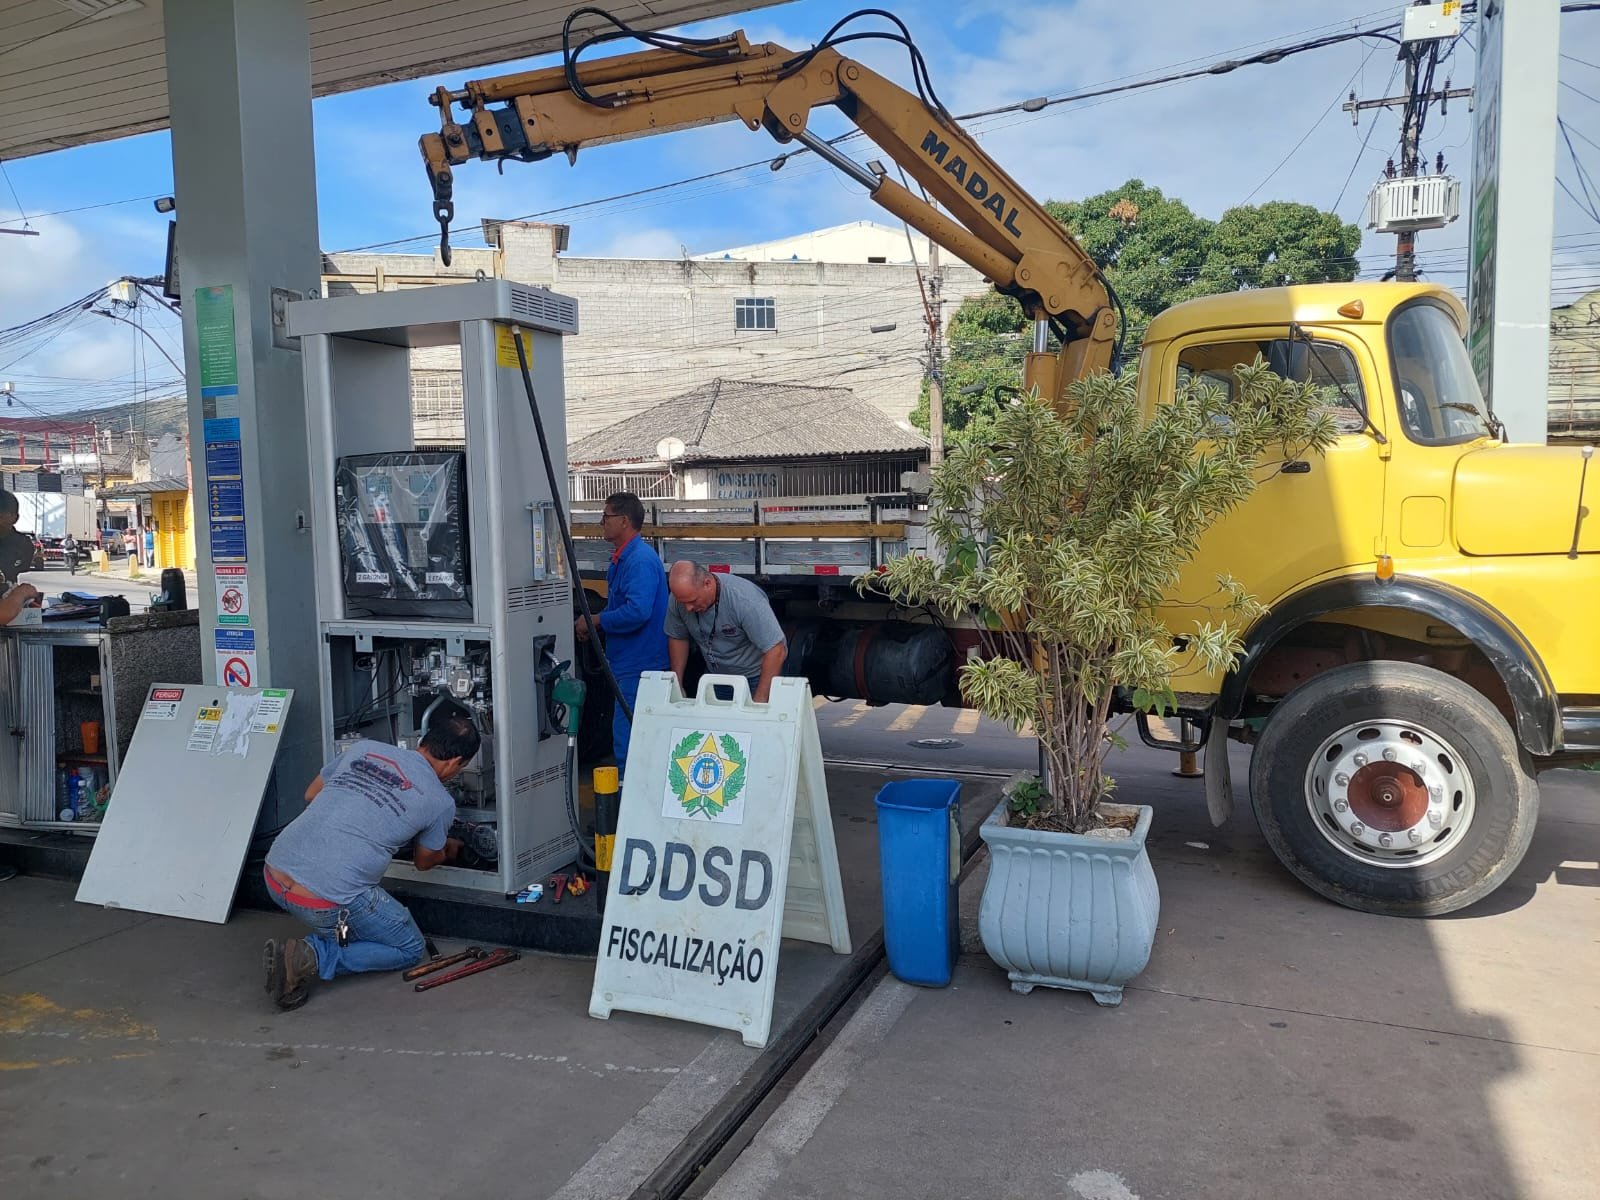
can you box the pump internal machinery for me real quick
[287,281,582,895]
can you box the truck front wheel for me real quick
[1249,661,1538,917]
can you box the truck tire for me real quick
[1249,661,1538,917]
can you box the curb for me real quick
[625,814,989,1200]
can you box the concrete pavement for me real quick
[0,765,997,1200]
[685,753,1600,1200]
[3,733,1594,1199]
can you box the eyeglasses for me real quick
[601,511,622,522]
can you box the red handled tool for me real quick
[403,946,484,982]
[413,947,520,991]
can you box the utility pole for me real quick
[1343,3,1470,281]
[926,242,945,466]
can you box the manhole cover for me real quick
[909,738,963,750]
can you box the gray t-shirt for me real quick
[665,572,785,682]
[266,740,455,905]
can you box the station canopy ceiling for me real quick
[0,0,778,160]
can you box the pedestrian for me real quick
[574,492,668,772]
[143,525,155,568]
[0,490,36,587]
[62,532,78,575]
[261,702,479,1010]
[665,560,787,703]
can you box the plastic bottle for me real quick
[78,768,97,817]
[61,771,79,822]
[57,768,70,820]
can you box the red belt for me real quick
[264,865,339,910]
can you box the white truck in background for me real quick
[16,490,97,566]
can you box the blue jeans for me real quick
[268,883,426,980]
[612,672,644,776]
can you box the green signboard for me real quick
[195,285,238,398]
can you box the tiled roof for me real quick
[569,379,926,465]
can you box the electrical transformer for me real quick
[288,281,580,895]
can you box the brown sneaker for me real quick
[277,938,320,1011]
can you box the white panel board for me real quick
[589,673,849,1049]
[75,684,293,924]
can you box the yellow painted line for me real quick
[887,705,927,732]
[0,1050,153,1073]
[1016,721,1036,739]
[835,702,872,728]
[952,709,980,735]
[0,992,156,1040]
[812,696,828,710]
[1149,716,1177,740]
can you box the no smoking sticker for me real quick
[215,566,250,626]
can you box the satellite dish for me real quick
[656,437,687,462]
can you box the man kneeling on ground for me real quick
[262,703,478,1009]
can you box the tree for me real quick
[865,364,1339,830]
[911,181,1363,443]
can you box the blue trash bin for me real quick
[875,778,962,987]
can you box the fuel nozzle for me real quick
[534,638,586,739]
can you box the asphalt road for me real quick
[813,698,1038,776]
[19,566,163,605]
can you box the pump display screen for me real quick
[336,451,470,618]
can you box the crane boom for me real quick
[419,16,1119,402]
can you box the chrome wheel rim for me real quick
[1303,718,1476,868]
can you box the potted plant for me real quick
[860,363,1336,1004]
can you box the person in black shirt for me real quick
[0,489,38,587]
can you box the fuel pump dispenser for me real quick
[287,281,583,896]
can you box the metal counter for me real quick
[0,610,202,831]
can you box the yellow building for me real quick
[101,476,196,572]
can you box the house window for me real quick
[735,297,776,331]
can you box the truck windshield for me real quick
[1387,302,1493,446]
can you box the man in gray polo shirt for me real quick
[665,561,786,702]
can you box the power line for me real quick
[336,12,1409,256]
[1244,44,1374,205]
[1331,55,1405,214]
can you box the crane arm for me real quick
[420,18,1118,400]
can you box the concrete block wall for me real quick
[322,221,992,444]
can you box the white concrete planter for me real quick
[977,799,1160,1006]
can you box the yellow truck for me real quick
[419,9,1599,916]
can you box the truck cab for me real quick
[1141,281,1599,914]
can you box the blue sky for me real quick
[4,0,1600,416]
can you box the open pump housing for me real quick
[288,281,582,896]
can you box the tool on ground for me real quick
[413,947,520,991]
[549,873,569,904]
[424,937,441,960]
[567,872,590,898]
[403,946,486,982]
[515,883,543,904]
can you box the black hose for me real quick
[511,327,633,728]
[563,739,594,870]
[513,328,621,872]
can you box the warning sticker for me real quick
[249,689,289,734]
[495,323,530,370]
[215,565,250,626]
[188,707,222,753]
[425,571,455,585]
[215,628,256,689]
[355,571,390,585]
[144,687,184,721]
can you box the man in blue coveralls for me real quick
[575,492,668,773]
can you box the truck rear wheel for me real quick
[1249,661,1538,917]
